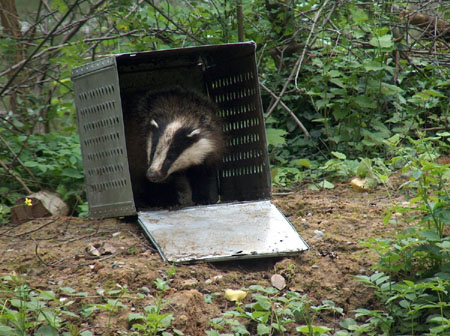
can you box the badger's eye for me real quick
[150,119,159,129]
[187,129,201,137]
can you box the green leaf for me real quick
[330,78,346,88]
[266,128,287,147]
[257,323,271,335]
[381,83,403,96]
[423,89,446,98]
[34,325,59,336]
[62,167,83,178]
[60,286,75,293]
[363,60,384,71]
[128,313,145,322]
[419,230,441,242]
[319,180,334,189]
[354,96,376,109]
[80,331,93,336]
[369,34,394,48]
[296,159,311,168]
[340,318,358,330]
[351,8,368,24]
[331,151,346,160]
[0,326,15,334]
[24,161,38,167]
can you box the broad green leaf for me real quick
[257,323,271,335]
[331,151,346,160]
[369,34,394,48]
[296,159,311,168]
[266,128,287,147]
[354,96,376,109]
[35,325,59,336]
[363,60,384,71]
[351,8,368,24]
[381,83,403,96]
[423,89,446,98]
[319,180,334,189]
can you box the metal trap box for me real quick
[71,42,308,263]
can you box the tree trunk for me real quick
[0,0,23,113]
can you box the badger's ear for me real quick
[150,119,159,128]
[187,129,201,137]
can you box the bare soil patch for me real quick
[0,182,406,335]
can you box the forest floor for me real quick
[0,177,409,335]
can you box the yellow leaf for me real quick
[224,289,247,302]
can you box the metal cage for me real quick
[72,42,271,218]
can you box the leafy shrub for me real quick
[0,129,86,222]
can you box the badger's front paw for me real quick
[176,189,194,207]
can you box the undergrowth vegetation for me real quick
[0,0,449,334]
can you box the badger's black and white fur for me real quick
[123,87,224,207]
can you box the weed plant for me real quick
[339,134,450,335]
[207,285,342,336]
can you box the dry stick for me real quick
[0,159,32,194]
[6,218,59,238]
[143,0,205,44]
[265,0,331,117]
[0,0,81,97]
[260,82,310,137]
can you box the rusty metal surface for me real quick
[137,200,308,263]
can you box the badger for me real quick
[122,87,224,208]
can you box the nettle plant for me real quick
[353,134,450,335]
[207,285,343,336]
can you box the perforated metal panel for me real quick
[204,53,271,202]
[73,43,274,214]
[72,58,135,218]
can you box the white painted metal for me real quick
[138,200,308,263]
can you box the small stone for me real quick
[181,279,198,289]
[86,245,101,257]
[140,286,151,294]
[359,268,366,274]
[212,275,223,282]
[313,230,324,238]
[311,265,319,269]
[112,231,121,237]
[306,212,312,217]
[270,274,286,290]
[92,262,104,272]
[205,279,212,285]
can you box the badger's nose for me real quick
[146,170,164,183]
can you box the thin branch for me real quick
[260,82,310,137]
[0,134,39,184]
[143,0,205,44]
[0,159,32,194]
[0,0,81,97]
[265,0,332,117]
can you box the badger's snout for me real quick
[146,169,166,183]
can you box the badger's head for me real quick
[145,116,221,183]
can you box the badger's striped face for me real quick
[145,119,215,182]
